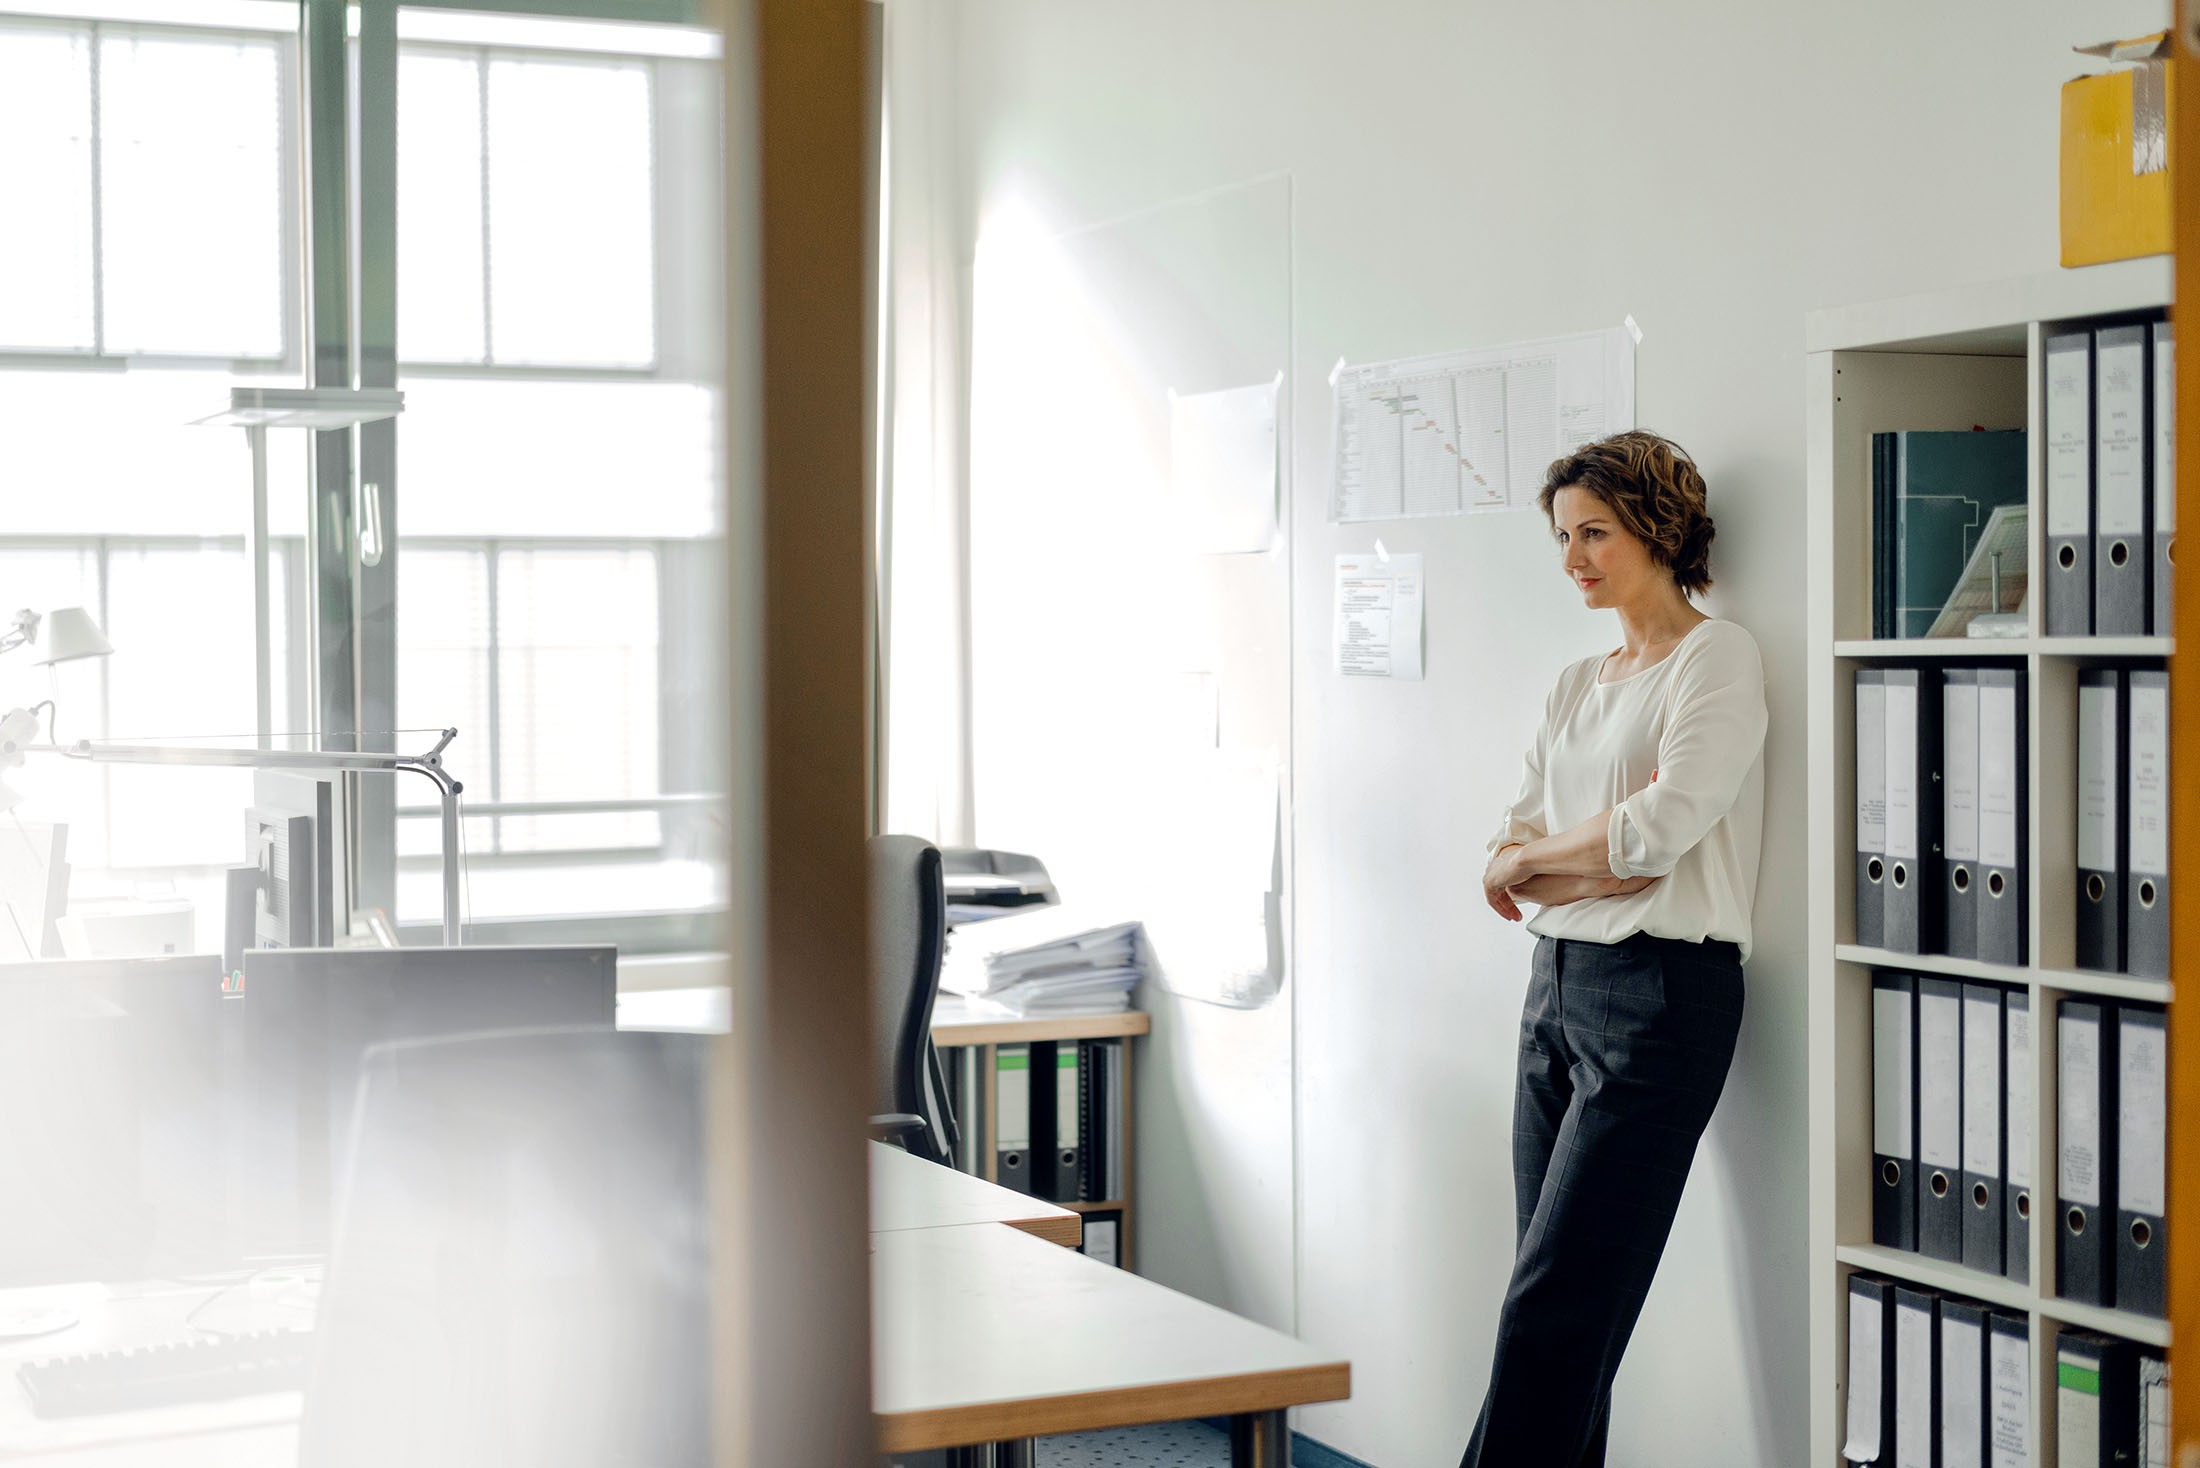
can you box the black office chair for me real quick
[868,834,955,1165]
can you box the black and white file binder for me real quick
[1960,983,2005,1276]
[1856,668,1888,950]
[1843,1276,1896,1467]
[2093,323,2153,636]
[1052,1041,1081,1204]
[2058,999,2117,1306]
[1882,667,1942,955]
[995,1043,1034,1195]
[2077,668,2127,973]
[1975,668,2027,966]
[2005,989,2034,1285]
[1893,1288,1939,1468]
[2057,1330,2140,1468]
[2125,667,2169,979]
[2046,330,2095,637]
[1937,1297,1990,1468]
[2115,1003,2167,1318]
[1873,972,1918,1252]
[1942,668,1980,961]
[1917,977,1965,1262]
[2153,320,2176,636]
[1987,1313,2030,1468]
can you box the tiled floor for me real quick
[1037,1420,1231,1465]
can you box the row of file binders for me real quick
[2075,667,2171,979]
[1873,975,2034,1282]
[2045,319,2176,639]
[1843,1277,2028,1467]
[994,1038,1124,1206]
[1872,975,2168,1317]
[1855,666,2027,961]
[1843,1277,2170,1468]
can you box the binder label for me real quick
[2006,1000,2033,1191]
[2078,684,2119,873]
[1978,684,2020,869]
[1858,680,1887,852]
[1963,990,2002,1176]
[1894,1300,1933,1466]
[1919,988,1962,1169]
[1885,682,1919,860]
[2058,1015,2101,1208]
[1945,680,1980,862]
[2129,684,2169,877]
[1940,1316,1985,1468]
[2156,326,2176,531]
[2046,335,2091,537]
[2096,335,2148,535]
[1843,1289,1885,1463]
[2119,1020,2166,1217]
[1874,986,1913,1156]
[1989,1326,2029,1468]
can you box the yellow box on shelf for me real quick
[2060,33,2173,268]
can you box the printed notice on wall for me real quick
[1334,552,1423,680]
[1329,326,1635,523]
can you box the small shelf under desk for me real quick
[930,1007,1149,1271]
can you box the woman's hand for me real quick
[1506,873,1660,909]
[1483,844,1531,922]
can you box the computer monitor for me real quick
[231,946,617,1259]
[0,955,233,1287]
[226,772,343,988]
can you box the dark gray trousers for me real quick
[1459,931,1745,1468]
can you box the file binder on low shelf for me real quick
[931,1007,1149,1271]
[1808,265,2180,1468]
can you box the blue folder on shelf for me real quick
[1872,429,2028,639]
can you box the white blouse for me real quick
[1489,618,1768,962]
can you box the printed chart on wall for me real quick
[1329,325,1636,523]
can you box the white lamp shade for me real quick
[34,607,112,665]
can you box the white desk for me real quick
[872,1222,1348,1467]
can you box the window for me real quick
[0,16,291,362]
[0,3,724,949]
[397,44,656,369]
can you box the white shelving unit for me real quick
[1806,260,2176,1464]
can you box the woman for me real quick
[1460,430,1766,1468]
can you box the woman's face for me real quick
[1551,485,1664,611]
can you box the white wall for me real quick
[924,3,2167,1464]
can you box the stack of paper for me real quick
[939,905,1144,1018]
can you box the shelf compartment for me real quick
[2033,966,2175,1005]
[1832,945,2028,985]
[2037,1296,2173,1350]
[1833,1243,2033,1315]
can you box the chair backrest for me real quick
[868,834,946,1154]
[299,1025,710,1468]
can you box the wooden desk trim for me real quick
[875,1360,1352,1453]
[931,1010,1151,1048]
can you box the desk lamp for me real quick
[0,606,113,810]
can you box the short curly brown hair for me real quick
[1536,430,1716,595]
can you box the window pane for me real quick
[0,22,95,351]
[395,378,718,538]
[99,543,255,868]
[99,27,284,358]
[394,545,492,858]
[0,371,310,537]
[494,546,658,852]
[486,54,654,367]
[397,48,486,364]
